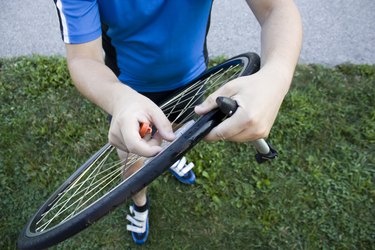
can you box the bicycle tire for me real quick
[17,52,260,250]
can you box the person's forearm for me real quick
[67,56,132,115]
[249,0,303,94]
[65,40,175,155]
[65,38,135,117]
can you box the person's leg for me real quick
[118,149,148,206]
[118,149,150,245]
[117,84,201,244]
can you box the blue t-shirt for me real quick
[54,0,213,92]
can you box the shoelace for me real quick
[169,156,194,177]
[126,205,148,234]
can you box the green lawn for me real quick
[1,55,374,249]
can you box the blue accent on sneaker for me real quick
[131,217,149,245]
[128,197,150,245]
[169,168,196,185]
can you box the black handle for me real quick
[216,96,238,117]
[215,96,278,163]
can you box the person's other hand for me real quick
[109,88,175,157]
[194,69,288,142]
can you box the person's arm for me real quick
[195,0,302,141]
[247,0,302,83]
[66,37,175,156]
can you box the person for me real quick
[53,0,302,245]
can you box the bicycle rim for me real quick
[18,52,260,249]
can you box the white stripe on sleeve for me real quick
[55,0,70,43]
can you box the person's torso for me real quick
[99,0,213,92]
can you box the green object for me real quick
[1,56,374,249]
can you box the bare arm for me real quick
[65,37,174,156]
[196,0,302,141]
[66,37,128,115]
[247,0,302,90]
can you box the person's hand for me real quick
[194,69,289,142]
[109,88,175,157]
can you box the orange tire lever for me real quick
[139,122,152,138]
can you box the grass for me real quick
[0,55,374,249]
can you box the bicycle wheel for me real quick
[17,52,260,249]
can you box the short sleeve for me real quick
[54,0,102,44]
